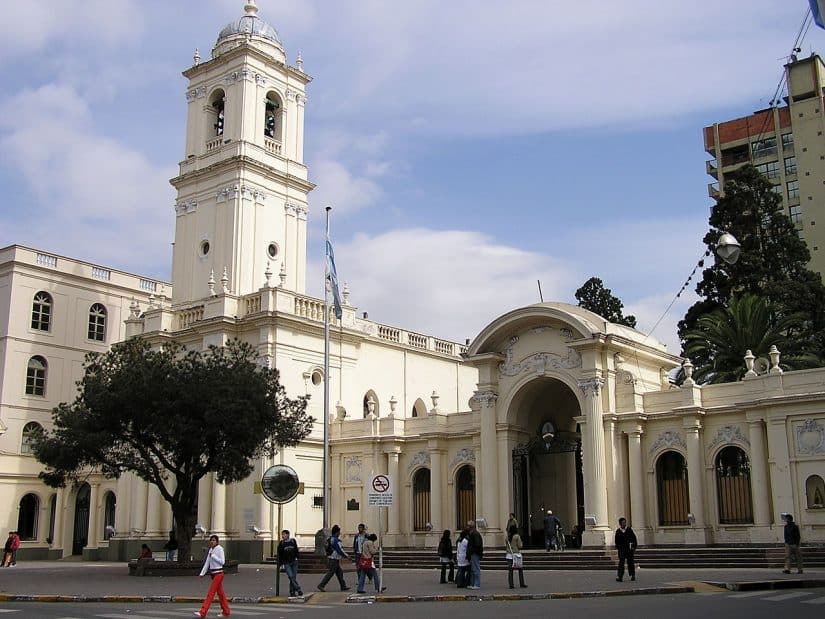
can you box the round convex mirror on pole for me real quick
[261,464,300,597]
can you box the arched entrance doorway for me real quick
[72,483,90,555]
[509,377,583,547]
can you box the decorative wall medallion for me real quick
[649,430,685,454]
[408,451,431,470]
[471,390,498,408]
[708,425,749,450]
[344,456,362,483]
[796,419,825,456]
[577,377,604,397]
[450,447,476,467]
[499,349,582,377]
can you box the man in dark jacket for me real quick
[782,514,803,574]
[614,517,637,582]
[543,510,561,551]
[465,520,484,589]
[277,529,303,597]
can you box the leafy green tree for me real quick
[679,165,825,375]
[575,276,637,328]
[33,338,313,563]
[683,294,820,383]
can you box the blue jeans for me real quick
[357,565,381,592]
[284,560,302,595]
[469,554,481,588]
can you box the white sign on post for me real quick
[368,474,393,506]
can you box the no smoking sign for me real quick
[368,474,394,506]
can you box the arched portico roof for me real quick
[466,302,668,357]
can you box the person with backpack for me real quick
[317,524,351,592]
[437,529,454,583]
[277,529,303,596]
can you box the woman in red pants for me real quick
[194,535,231,617]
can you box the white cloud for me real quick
[310,227,576,342]
[0,84,175,276]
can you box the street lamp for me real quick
[715,232,741,265]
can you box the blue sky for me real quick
[0,1,814,352]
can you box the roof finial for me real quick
[296,51,304,72]
[193,48,201,65]
[244,1,259,16]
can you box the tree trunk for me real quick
[174,510,198,563]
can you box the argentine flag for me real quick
[812,0,825,29]
[326,240,343,320]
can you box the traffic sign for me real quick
[368,474,393,506]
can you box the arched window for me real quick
[411,398,427,418]
[21,421,43,454]
[88,303,107,342]
[363,390,379,418]
[455,465,476,529]
[103,492,116,539]
[806,475,825,509]
[715,446,753,524]
[209,90,226,137]
[264,92,282,143]
[31,291,52,331]
[412,468,431,531]
[656,451,689,526]
[17,493,39,540]
[25,356,47,396]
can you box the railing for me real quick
[378,325,401,343]
[264,138,282,155]
[244,294,261,316]
[295,295,326,321]
[708,182,720,199]
[408,333,427,349]
[435,339,454,355]
[139,279,158,292]
[36,253,57,268]
[178,306,204,329]
[205,137,223,153]
[92,267,111,281]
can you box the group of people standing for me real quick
[316,523,384,595]
[1,531,20,567]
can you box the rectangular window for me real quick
[782,133,794,152]
[790,204,803,225]
[752,137,777,159]
[25,368,46,396]
[785,156,797,175]
[755,161,780,179]
[787,180,800,199]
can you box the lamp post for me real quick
[715,232,741,265]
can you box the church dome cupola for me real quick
[213,1,284,59]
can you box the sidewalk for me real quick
[0,562,821,604]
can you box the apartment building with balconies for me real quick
[704,53,825,278]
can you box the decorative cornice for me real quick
[708,425,749,450]
[224,69,256,84]
[408,451,431,470]
[577,377,604,397]
[185,86,207,102]
[649,430,685,454]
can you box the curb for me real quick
[0,594,308,604]
[705,578,825,592]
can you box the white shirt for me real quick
[199,544,226,576]
[456,538,469,567]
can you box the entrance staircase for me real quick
[376,545,825,571]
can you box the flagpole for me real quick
[323,206,331,532]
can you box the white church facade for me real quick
[1,2,824,561]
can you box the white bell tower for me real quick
[170,1,313,304]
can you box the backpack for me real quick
[325,537,333,556]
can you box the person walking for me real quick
[614,517,637,582]
[9,532,20,566]
[543,510,561,551]
[352,523,370,584]
[437,529,455,583]
[505,524,527,589]
[356,533,385,594]
[277,529,303,597]
[193,534,230,618]
[2,532,14,567]
[163,530,179,562]
[466,520,484,590]
[782,513,803,574]
[317,524,351,592]
[455,528,469,588]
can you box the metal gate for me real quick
[72,484,90,555]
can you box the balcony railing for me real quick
[205,137,223,153]
[708,182,721,199]
[264,138,282,155]
[706,159,718,179]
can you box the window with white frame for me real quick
[31,291,52,331]
[88,303,107,342]
[25,356,47,396]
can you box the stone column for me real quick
[386,449,401,535]
[627,428,647,534]
[578,378,610,545]
[53,488,65,553]
[211,474,226,535]
[748,418,773,534]
[146,485,161,536]
[429,443,443,531]
[87,482,101,549]
[134,478,149,533]
[257,456,273,540]
[683,418,709,544]
[476,390,500,532]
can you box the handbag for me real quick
[357,555,374,571]
[511,552,523,569]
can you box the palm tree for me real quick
[683,294,821,384]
